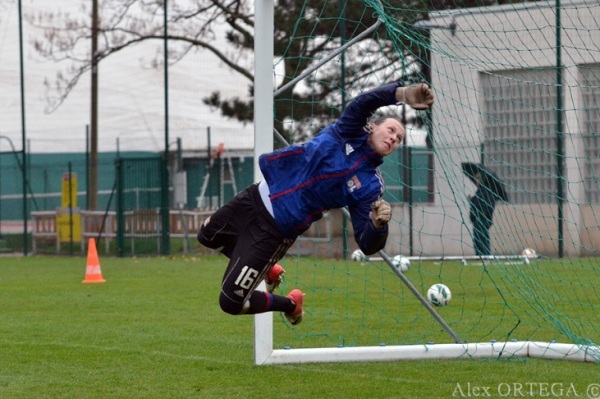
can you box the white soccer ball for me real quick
[391,255,410,273]
[522,248,537,259]
[427,283,452,306]
[351,249,367,262]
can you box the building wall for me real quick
[393,0,600,257]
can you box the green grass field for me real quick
[0,255,597,399]
[274,255,600,350]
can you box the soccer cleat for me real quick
[285,289,305,326]
[265,264,285,293]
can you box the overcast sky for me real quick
[0,0,255,154]
[0,0,427,154]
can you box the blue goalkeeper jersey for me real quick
[259,82,403,255]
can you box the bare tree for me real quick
[26,0,255,113]
[26,0,523,138]
[25,1,391,128]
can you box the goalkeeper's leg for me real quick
[198,183,304,322]
[218,229,300,317]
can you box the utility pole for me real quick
[89,0,99,210]
[18,0,28,254]
[161,0,170,254]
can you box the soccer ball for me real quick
[427,283,452,306]
[522,248,537,259]
[391,255,410,273]
[351,249,367,262]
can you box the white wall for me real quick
[391,0,600,257]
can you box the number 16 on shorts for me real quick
[234,266,259,289]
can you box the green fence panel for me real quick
[116,156,164,257]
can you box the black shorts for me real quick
[197,184,296,306]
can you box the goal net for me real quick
[254,0,600,364]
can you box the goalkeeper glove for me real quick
[370,200,391,229]
[403,83,435,110]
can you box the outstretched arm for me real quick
[335,82,435,139]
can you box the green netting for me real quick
[270,0,599,361]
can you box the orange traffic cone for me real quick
[82,238,106,283]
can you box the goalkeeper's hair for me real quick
[370,115,402,126]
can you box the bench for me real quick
[31,211,60,254]
[123,209,161,255]
[31,208,214,255]
[81,210,117,255]
[169,209,213,253]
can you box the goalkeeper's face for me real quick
[368,118,405,157]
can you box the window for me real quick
[381,147,434,204]
[580,64,600,204]
[480,69,562,204]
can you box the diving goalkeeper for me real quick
[197,82,435,325]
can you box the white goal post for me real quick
[252,0,599,365]
[256,341,599,365]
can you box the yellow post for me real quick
[57,172,82,243]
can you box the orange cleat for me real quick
[265,264,285,293]
[285,289,305,326]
